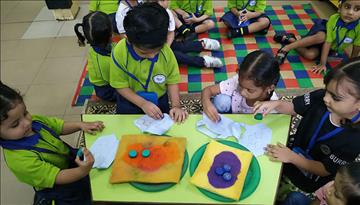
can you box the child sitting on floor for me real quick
[75,11,117,102]
[274,0,360,74]
[254,57,360,196]
[147,0,223,68]
[170,0,215,39]
[0,82,104,205]
[201,50,280,122]
[110,2,188,123]
[221,0,271,38]
[283,162,360,205]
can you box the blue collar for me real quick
[336,18,359,30]
[126,41,159,62]
[92,45,111,56]
[0,121,44,148]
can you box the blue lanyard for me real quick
[111,43,158,91]
[335,26,351,51]
[237,0,254,11]
[192,0,205,15]
[306,111,360,153]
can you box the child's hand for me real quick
[265,143,294,163]
[81,121,105,135]
[203,102,221,122]
[312,64,326,74]
[184,13,199,24]
[169,107,188,123]
[239,10,254,22]
[253,101,279,117]
[325,185,345,205]
[141,101,163,120]
[75,148,94,174]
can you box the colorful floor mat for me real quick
[72,4,343,106]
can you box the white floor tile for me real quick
[22,21,64,39]
[33,6,54,21]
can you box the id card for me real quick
[137,91,158,105]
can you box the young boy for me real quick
[274,0,360,74]
[110,3,188,123]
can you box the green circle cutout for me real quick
[129,149,189,192]
[189,140,261,202]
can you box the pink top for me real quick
[315,181,334,205]
[219,74,278,113]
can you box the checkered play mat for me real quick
[72,4,343,106]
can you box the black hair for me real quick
[324,56,360,129]
[124,2,169,49]
[337,162,360,205]
[0,82,24,122]
[238,50,280,99]
[74,11,112,48]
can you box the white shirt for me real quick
[115,0,144,34]
[166,8,175,32]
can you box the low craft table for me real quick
[83,114,291,205]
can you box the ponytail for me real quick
[74,23,86,47]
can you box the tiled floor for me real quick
[0,1,336,204]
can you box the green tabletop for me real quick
[83,114,291,204]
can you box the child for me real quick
[115,0,143,38]
[0,82,104,204]
[89,0,119,33]
[74,11,117,102]
[274,0,360,73]
[110,2,188,123]
[147,0,223,68]
[201,50,280,122]
[170,0,215,38]
[221,0,271,38]
[283,162,360,205]
[254,56,360,194]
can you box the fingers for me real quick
[170,108,188,123]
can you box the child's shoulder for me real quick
[32,115,64,131]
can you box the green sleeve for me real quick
[354,26,360,46]
[164,45,180,85]
[254,0,266,12]
[203,0,213,16]
[227,0,237,9]
[89,0,98,12]
[32,115,64,136]
[326,14,337,43]
[4,149,60,189]
[109,41,130,89]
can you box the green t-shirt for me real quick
[170,0,213,16]
[326,13,360,52]
[87,43,116,86]
[3,115,70,190]
[89,0,118,14]
[110,39,180,98]
[228,0,266,12]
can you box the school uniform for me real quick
[115,0,143,34]
[284,89,360,193]
[221,0,270,31]
[89,0,119,33]
[170,0,214,31]
[88,43,117,102]
[0,115,91,205]
[110,39,180,114]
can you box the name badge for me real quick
[153,74,166,84]
[249,0,256,6]
[344,37,353,44]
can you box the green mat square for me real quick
[236,50,248,57]
[188,67,202,74]
[272,25,284,31]
[209,32,221,39]
[298,78,314,88]
[188,82,202,92]
[290,63,306,70]
[80,86,94,95]
[258,42,271,49]
[285,10,296,15]
[214,73,228,82]
[291,19,303,25]
[268,15,278,20]
[297,29,308,36]
[232,38,245,44]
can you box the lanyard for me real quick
[191,0,205,15]
[237,0,255,11]
[334,18,358,51]
[124,0,139,9]
[335,26,351,51]
[111,43,159,91]
[306,111,360,153]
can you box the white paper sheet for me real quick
[134,114,174,135]
[89,134,119,169]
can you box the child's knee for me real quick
[259,17,270,27]
[313,32,326,44]
[303,50,319,60]
[204,19,215,29]
[213,94,232,113]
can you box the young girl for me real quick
[110,2,188,123]
[170,0,215,38]
[254,57,360,194]
[147,0,223,68]
[0,82,104,204]
[115,0,143,38]
[221,0,271,38]
[274,0,360,73]
[283,162,360,205]
[89,0,119,33]
[201,50,280,122]
[74,11,117,102]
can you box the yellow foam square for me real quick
[190,140,253,200]
[110,134,186,184]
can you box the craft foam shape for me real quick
[190,140,253,200]
[110,134,187,184]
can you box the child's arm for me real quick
[253,100,296,116]
[173,8,190,18]
[266,143,331,177]
[61,121,105,135]
[351,45,360,58]
[312,42,331,74]
[167,84,188,123]
[55,148,94,184]
[185,14,210,24]
[230,7,240,17]
[117,88,163,119]
[167,31,175,46]
[201,84,221,122]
